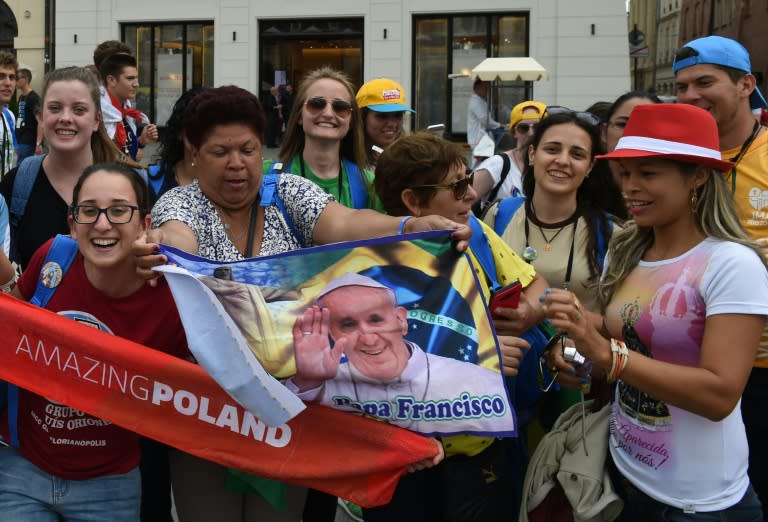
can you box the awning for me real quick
[471,57,549,82]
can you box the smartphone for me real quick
[490,280,522,315]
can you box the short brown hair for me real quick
[0,52,18,72]
[93,40,131,68]
[374,132,466,216]
[98,53,137,85]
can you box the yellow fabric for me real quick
[721,130,768,365]
[444,220,536,457]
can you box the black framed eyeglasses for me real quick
[305,97,353,117]
[72,205,139,224]
[410,171,474,200]
[545,105,602,127]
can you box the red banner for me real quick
[0,294,437,507]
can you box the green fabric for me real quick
[285,156,384,211]
[224,468,288,513]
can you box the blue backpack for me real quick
[1,234,79,446]
[268,158,369,209]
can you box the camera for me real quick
[563,346,593,385]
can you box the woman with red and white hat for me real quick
[541,103,767,520]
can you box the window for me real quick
[258,18,363,106]
[0,1,17,54]
[122,22,214,126]
[413,12,529,139]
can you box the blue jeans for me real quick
[0,446,141,521]
[615,475,763,521]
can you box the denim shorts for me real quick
[0,446,141,521]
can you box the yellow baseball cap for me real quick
[510,100,547,129]
[356,78,415,113]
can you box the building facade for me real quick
[18,0,630,139]
[655,0,681,96]
[679,0,767,100]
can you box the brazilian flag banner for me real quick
[157,230,515,437]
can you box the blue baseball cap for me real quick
[673,36,767,109]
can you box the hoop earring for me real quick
[690,188,698,213]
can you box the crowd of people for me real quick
[0,33,766,522]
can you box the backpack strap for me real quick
[10,154,46,229]
[486,153,512,204]
[9,154,46,263]
[593,212,615,271]
[146,164,166,197]
[7,234,79,446]
[467,215,501,292]
[491,196,526,236]
[260,163,304,247]
[342,159,369,209]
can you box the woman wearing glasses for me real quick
[275,66,383,210]
[370,131,548,522]
[134,86,468,522]
[472,100,546,211]
[1,163,188,521]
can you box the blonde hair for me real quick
[279,66,367,173]
[598,163,766,308]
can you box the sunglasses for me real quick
[305,97,353,117]
[545,105,602,127]
[410,171,474,200]
[515,122,538,134]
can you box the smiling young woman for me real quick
[276,67,383,211]
[2,163,189,521]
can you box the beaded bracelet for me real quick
[398,216,413,235]
[607,338,629,383]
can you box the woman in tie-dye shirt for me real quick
[541,103,768,521]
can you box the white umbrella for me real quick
[471,57,549,82]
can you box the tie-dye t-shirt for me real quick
[604,237,768,512]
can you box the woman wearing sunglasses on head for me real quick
[482,108,625,437]
[541,103,767,521]
[274,67,383,211]
[370,131,548,522]
[472,100,546,212]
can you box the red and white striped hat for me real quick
[596,104,734,172]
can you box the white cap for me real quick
[316,273,393,301]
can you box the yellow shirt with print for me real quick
[443,219,536,457]
[722,130,768,366]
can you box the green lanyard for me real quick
[728,120,761,193]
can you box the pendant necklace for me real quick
[537,224,568,252]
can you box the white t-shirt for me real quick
[605,238,768,512]
[474,153,523,205]
[467,93,500,149]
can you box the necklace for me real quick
[727,120,762,193]
[217,197,261,257]
[537,224,568,252]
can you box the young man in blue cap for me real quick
[674,35,768,513]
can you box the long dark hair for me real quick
[523,112,622,281]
